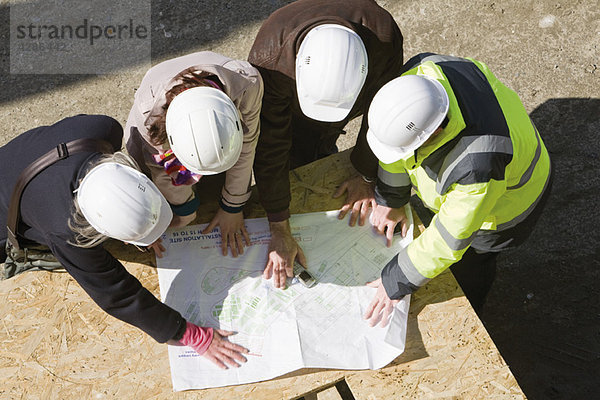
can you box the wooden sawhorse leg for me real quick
[294,377,356,400]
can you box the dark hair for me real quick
[147,69,220,146]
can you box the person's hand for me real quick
[264,220,306,288]
[370,205,409,247]
[177,322,249,369]
[170,212,197,228]
[364,278,400,328]
[203,329,249,369]
[148,238,166,258]
[333,175,377,227]
[202,208,250,257]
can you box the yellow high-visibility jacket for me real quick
[376,54,551,299]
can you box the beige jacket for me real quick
[125,51,263,212]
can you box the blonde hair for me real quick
[68,151,141,248]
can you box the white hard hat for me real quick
[165,86,243,175]
[295,24,368,122]
[77,163,172,246]
[367,75,449,164]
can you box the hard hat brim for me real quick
[126,194,173,247]
[367,128,409,164]
[298,96,352,122]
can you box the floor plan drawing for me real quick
[157,209,413,390]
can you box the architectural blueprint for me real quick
[157,209,413,391]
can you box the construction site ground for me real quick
[0,1,598,399]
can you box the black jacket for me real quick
[0,115,185,343]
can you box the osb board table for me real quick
[0,150,524,399]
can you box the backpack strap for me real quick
[6,138,114,250]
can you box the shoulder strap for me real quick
[6,138,114,250]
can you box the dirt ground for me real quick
[1,0,598,399]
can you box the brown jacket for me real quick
[125,51,263,212]
[248,0,403,219]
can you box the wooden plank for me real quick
[0,150,523,399]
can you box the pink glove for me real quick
[179,322,214,355]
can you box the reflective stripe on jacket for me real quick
[376,54,551,299]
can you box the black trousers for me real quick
[0,239,6,263]
[289,115,343,169]
[450,249,498,313]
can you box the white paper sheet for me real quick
[157,209,413,391]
